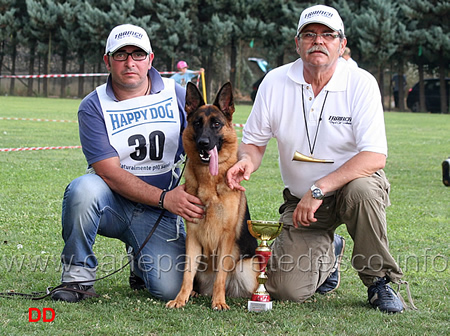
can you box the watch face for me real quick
[312,188,324,200]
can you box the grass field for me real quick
[0,96,449,335]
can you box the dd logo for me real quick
[28,308,55,322]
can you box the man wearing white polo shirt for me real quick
[227,5,405,313]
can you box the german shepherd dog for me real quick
[166,82,259,310]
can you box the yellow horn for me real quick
[292,151,334,163]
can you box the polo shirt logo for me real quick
[328,115,352,125]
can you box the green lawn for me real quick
[0,96,448,335]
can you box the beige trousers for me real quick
[266,170,403,302]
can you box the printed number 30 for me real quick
[128,131,165,161]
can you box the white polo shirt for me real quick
[242,58,387,198]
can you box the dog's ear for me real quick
[185,82,205,115]
[213,82,235,121]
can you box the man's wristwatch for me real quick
[310,184,325,200]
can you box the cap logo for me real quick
[305,10,334,19]
[114,31,143,41]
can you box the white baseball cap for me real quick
[297,5,345,35]
[105,24,152,55]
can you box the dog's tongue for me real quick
[208,146,218,176]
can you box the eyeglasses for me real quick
[298,32,340,42]
[110,51,148,61]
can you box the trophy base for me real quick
[248,300,273,312]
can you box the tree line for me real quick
[0,0,448,112]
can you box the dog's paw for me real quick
[211,301,230,311]
[166,299,187,309]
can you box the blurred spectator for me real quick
[171,60,204,87]
[342,47,358,68]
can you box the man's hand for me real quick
[226,143,266,191]
[163,184,204,222]
[226,161,252,191]
[292,191,323,228]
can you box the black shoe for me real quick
[51,283,97,303]
[368,277,404,313]
[129,271,146,291]
[316,234,345,294]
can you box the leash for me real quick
[0,160,186,301]
[0,206,167,301]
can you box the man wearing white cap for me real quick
[51,24,204,303]
[227,5,406,313]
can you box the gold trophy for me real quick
[247,220,283,312]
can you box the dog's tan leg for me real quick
[211,265,230,310]
[211,235,237,311]
[166,233,202,309]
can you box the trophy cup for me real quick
[247,220,283,312]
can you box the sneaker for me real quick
[129,271,146,291]
[51,283,97,303]
[316,234,345,294]
[368,277,404,313]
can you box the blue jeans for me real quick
[60,173,186,301]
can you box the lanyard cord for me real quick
[302,86,329,156]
